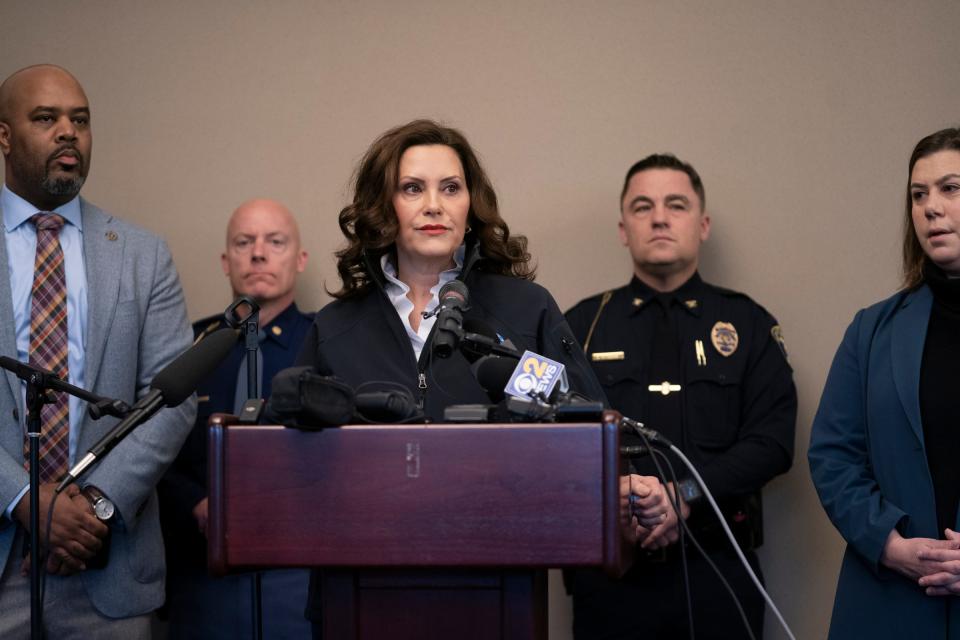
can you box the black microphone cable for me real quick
[654,444,754,640]
[624,426,698,640]
[624,417,796,640]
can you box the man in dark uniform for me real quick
[565,154,796,639]
[158,198,313,639]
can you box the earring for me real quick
[465,225,473,234]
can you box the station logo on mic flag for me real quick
[504,350,565,400]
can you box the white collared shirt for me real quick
[381,245,465,361]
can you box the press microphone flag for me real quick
[503,350,566,401]
[57,327,240,492]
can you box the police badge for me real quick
[710,321,738,356]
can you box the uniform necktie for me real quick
[646,293,684,449]
[26,213,70,481]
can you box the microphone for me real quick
[459,318,521,362]
[460,318,497,363]
[470,353,600,422]
[0,357,62,385]
[57,327,240,492]
[355,388,419,423]
[432,280,469,358]
[0,357,131,419]
[471,355,519,403]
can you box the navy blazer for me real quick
[809,284,960,639]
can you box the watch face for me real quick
[94,498,115,521]
[680,481,701,503]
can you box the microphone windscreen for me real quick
[152,328,240,406]
[439,279,468,305]
[472,355,520,402]
[266,367,355,429]
[355,388,418,423]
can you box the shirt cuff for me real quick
[4,484,30,521]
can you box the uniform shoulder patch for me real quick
[192,317,224,344]
[770,325,788,359]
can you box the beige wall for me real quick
[4,1,959,637]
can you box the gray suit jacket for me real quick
[0,199,196,617]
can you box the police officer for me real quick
[158,198,313,639]
[564,155,797,639]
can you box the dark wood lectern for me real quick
[208,416,623,640]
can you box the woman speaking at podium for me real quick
[295,120,676,637]
[297,118,604,421]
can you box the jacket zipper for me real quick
[417,371,427,410]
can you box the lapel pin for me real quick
[105,230,118,241]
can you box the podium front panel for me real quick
[208,421,620,573]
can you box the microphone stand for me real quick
[24,371,47,640]
[244,307,263,640]
[0,357,130,640]
[227,298,264,640]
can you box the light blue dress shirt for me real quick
[381,244,464,361]
[2,185,88,516]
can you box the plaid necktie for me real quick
[26,213,70,482]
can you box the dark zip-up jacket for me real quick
[295,253,605,418]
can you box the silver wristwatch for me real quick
[677,478,703,504]
[82,486,116,522]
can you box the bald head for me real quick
[0,64,91,210]
[0,65,85,121]
[226,199,301,247]
[221,199,308,319]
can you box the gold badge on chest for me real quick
[710,321,738,357]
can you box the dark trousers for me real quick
[571,548,765,640]
[164,566,311,639]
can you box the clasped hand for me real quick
[882,528,960,596]
[13,482,109,576]
[619,475,686,550]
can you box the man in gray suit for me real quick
[0,64,195,637]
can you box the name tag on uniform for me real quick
[592,351,625,362]
[197,395,210,403]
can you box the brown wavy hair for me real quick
[902,127,960,289]
[330,120,533,298]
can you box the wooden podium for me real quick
[208,415,624,640]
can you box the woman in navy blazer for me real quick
[809,127,960,638]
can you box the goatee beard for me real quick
[41,174,85,199]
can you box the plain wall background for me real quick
[3,1,959,637]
